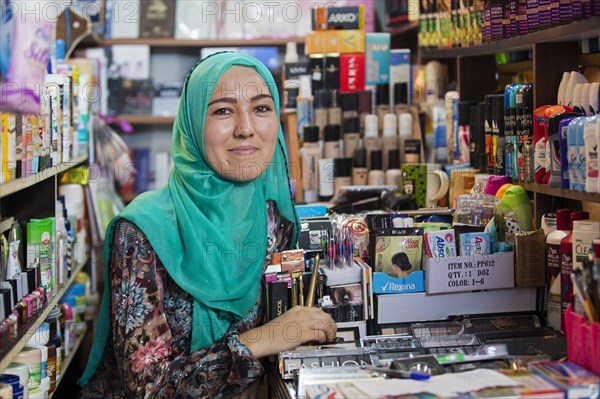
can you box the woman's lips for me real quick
[229,146,258,156]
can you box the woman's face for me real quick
[204,65,279,181]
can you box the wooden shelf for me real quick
[421,17,600,59]
[0,217,14,235]
[579,52,600,66]
[114,115,175,125]
[0,257,88,373]
[496,60,534,74]
[515,181,600,203]
[49,325,87,398]
[387,22,419,36]
[0,155,88,199]
[100,37,305,47]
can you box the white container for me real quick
[545,209,571,331]
[572,220,600,271]
[29,376,50,399]
[6,362,30,399]
[58,184,86,264]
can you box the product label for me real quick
[425,252,514,294]
[587,146,598,178]
[27,362,41,389]
[547,243,561,289]
[534,137,546,175]
[577,145,587,190]
[568,146,579,189]
[560,250,573,331]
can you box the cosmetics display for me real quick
[419,0,600,49]
[1,1,600,397]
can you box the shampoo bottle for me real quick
[557,72,571,105]
[560,211,589,332]
[546,208,571,331]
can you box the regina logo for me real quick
[383,281,416,292]
[328,12,357,24]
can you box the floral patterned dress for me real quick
[79,202,293,399]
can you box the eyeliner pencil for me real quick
[305,254,320,307]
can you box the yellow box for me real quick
[337,30,365,53]
[305,31,327,55]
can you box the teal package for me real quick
[366,33,391,86]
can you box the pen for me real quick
[361,366,430,381]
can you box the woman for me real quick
[79,52,337,398]
[391,252,413,279]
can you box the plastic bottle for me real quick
[398,112,413,164]
[363,114,381,170]
[300,126,321,203]
[557,72,571,105]
[342,117,360,159]
[584,115,599,192]
[381,113,399,171]
[385,149,402,187]
[352,141,368,186]
[368,150,385,186]
[296,75,314,141]
[589,82,599,115]
[560,211,589,332]
[567,117,584,190]
[547,209,571,331]
[575,116,588,191]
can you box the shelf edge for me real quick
[0,155,88,199]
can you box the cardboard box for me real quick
[365,33,391,85]
[424,252,515,294]
[340,54,366,93]
[372,270,424,294]
[337,30,366,53]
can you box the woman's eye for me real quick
[213,108,232,115]
[255,105,272,113]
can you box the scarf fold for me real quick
[80,52,299,386]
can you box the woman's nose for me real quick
[234,113,255,138]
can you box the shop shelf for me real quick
[421,17,600,59]
[0,217,14,235]
[100,37,305,47]
[0,155,88,199]
[0,257,89,373]
[514,181,600,203]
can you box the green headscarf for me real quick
[80,52,299,386]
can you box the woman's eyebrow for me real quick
[207,97,237,107]
[250,94,274,102]
[207,94,273,107]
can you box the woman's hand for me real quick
[239,306,337,358]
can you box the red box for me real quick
[565,304,600,375]
[340,53,365,93]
